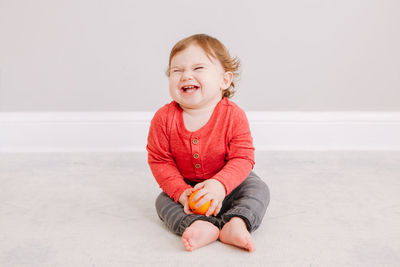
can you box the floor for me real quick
[0,151,399,267]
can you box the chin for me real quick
[178,102,198,109]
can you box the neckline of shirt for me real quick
[175,97,227,137]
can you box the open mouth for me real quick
[181,85,199,93]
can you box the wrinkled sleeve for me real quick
[212,108,255,195]
[146,107,191,202]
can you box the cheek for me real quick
[169,78,182,97]
[204,74,223,88]
[169,77,178,88]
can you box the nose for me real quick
[180,70,194,81]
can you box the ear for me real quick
[221,71,233,90]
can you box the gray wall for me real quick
[0,0,399,112]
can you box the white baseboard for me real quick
[1,112,400,152]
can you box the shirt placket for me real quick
[191,135,202,176]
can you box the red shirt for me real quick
[146,97,255,202]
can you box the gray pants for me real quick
[155,171,270,235]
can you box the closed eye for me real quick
[194,67,203,70]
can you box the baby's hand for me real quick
[179,188,195,214]
[192,179,226,217]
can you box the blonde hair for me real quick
[166,34,240,98]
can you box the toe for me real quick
[244,237,256,252]
[182,229,194,251]
[182,238,193,251]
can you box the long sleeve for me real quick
[146,107,192,202]
[212,108,255,195]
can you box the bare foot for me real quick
[181,220,220,251]
[219,217,255,252]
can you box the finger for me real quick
[193,182,205,191]
[186,187,195,196]
[183,202,189,213]
[213,202,223,216]
[184,202,193,214]
[205,198,219,217]
[192,188,208,202]
[195,193,211,209]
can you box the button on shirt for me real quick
[147,97,255,203]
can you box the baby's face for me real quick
[169,44,232,111]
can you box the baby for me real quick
[147,34,270,252]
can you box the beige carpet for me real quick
[1,151,399,266]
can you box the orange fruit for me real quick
[188,190,211,215]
